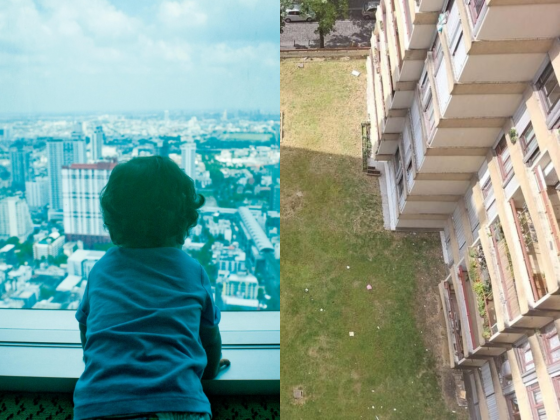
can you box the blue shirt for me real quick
[73,246,221,420]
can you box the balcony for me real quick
[464,0,560,42]
[415,0,446,13]
[441,0,554,85]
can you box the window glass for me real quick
[0,1,280,312]
[537,62,560,112]
[495,136,513,181]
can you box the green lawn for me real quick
[280,59,467,419]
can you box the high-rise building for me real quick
[25,177,49,209]
[92,126,104,162]
[0,127,11,142]
[47,138,86,214]
[0,197,34,242]
[181,140,197,180]
[9,143,31,191]
[367,2,560,418]
[62,162,116,249]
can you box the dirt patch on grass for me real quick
[292,386,308,406]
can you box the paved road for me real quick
[281,18,375,49]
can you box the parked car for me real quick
[362,1,380,19]
[284,6,315,23]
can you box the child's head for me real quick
[100,156,205,248]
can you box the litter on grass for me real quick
[346,266,350,269]
[366,284,372,290]
[298,63,304,68]
[349,331,354,337]
[305,288,309,292]
[351,70,360,76]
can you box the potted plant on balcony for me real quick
[509,128,518,144]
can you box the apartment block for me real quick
[61,163,116,249]
[366,0,560,418]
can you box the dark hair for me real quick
[100,156,205,248]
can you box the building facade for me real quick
[92,126,104,162]
[9,143,31,192]
[25,177,49,209]
[47,138,86,214]
[366,1,560,418]
[33,233,65,261]
[61,163,116,248]
[181,140,197,180]
[0,196,34,242]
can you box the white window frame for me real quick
[0,309,280,393]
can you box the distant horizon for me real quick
[0,108,281,120]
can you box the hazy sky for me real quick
[0,0,279,115]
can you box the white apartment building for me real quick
[67,249,105,279]
[181,140,197,180]
[25,177,49,209]
[33,232,65,261]
[62,162,115,249]
[0,197,34,242]
[366,0,560,418]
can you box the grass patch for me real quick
[280,59,465,419]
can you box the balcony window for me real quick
[520,123,540,166]
[481,178,493,200]
[536,62,560,115]
[527,383,547,420]
[432,37,444,74]
[553,376,560,406]
[446,0,462,54]
[495,136,514,183]
[466,0,485,25]
[420,73,435,136]
[541,324,560,366]
[505,393,521,420]
[395,147,403,179]
[517,341,535,374]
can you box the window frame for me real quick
[541,324,560,367]
[505,393,521,420]
[527,383,547,419]
[517,341,536,374]
[535,61,560,129]
[0,309,280,393]
[495,136,514,184]
[519,123,540,166]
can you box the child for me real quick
[73,156,230,420]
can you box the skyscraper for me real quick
[25,177,49,209]
[0,197,34,242]
[62,162,116,249]
[47,138,86,215]
[181,140,197,180]
[9,143,31,191]
[92,126,104,162]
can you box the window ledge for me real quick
[0,310,279,395]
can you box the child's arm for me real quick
[200,325,230,379]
